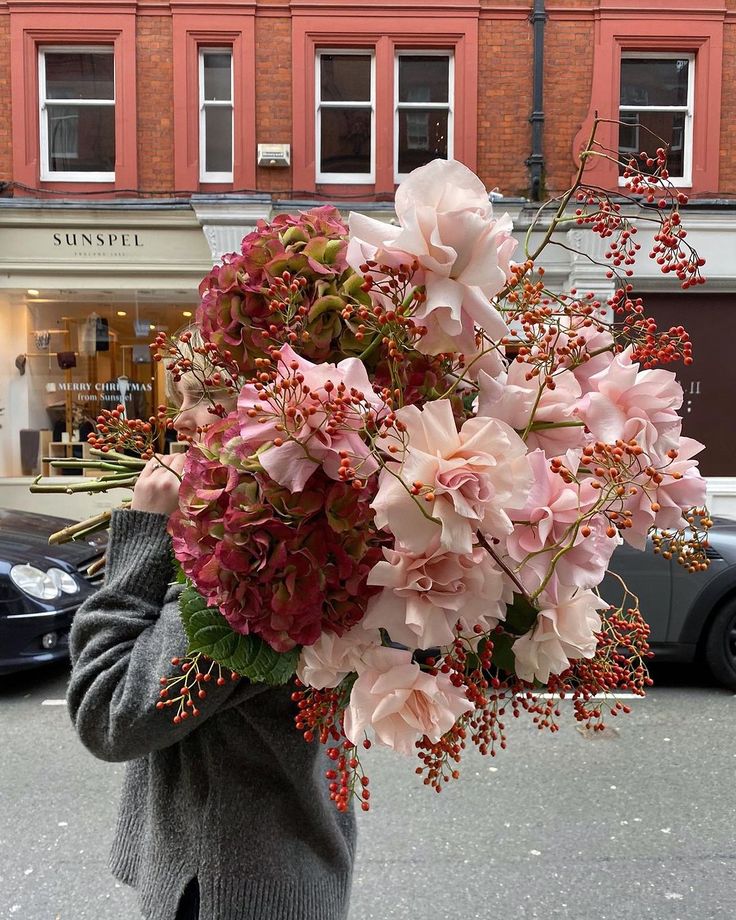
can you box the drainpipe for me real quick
[527,0,547,201]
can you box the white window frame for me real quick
[394,50,454,183]
[199,46,234,183]
[618,51,695,188]
[39,45,115,183]
[316,48,375,184]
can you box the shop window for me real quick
[199,47,233,182]
[618,53,694,185]
[316,50,375,183]
[395,52,453,181]
[39,46,116,182]
[21,300,197,475]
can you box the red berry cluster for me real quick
[291,679,371,811]
[156,653,239,723]
[651,507,712,573]
[151,330,242,394]
[650,212,706,288]
[87,403,162,460]
[609,287,693,367]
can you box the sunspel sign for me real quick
[51,231,145,258]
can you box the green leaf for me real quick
[179,585,299,685]
[505,593,539,635]
[490,632,516,675]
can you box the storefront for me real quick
[0,198,267,517]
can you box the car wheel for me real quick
[703,598,736,691]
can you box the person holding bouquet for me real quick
[66,363,356,920]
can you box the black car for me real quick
[601,515,736,690]
[0,508,106,675]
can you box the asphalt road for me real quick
[1,660,734,920]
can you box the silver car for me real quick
[601,516,736,690]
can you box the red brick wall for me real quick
[477,17,532,198]
[543,15,595,197]
[255,14,292,194]
[137,16,174,193]
[2,2,733,199]
[0,14,11,183]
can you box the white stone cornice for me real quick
[190,197,273,261]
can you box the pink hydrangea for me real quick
[169,425,386,652]
[343,646,474,755]
[512,587,607,684]
[347,159,515,356]
[237,343,388,493]
[196,206,355,369]
[372,398,533,555]
[363,539,510,649]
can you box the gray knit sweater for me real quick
[67,509,356,920]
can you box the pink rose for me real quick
[476,362,585,456]
[372,399,533,555]
[575,347,683,457]
[363,540,510,649]
[555,318,616,394]
[237,343,388,492]
[512,587,607,684]
[347,159,516,355]
[506,450,619,595]
[621,436,707,549]
[344,647,474,755]
[296,624,381,690]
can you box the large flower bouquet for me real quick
[37,123,711,810]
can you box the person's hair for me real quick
[165,324,220,409]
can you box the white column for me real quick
[0,293,31,477]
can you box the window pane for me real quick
[320,107,372,174]
[618,111,686,177]
[620,58,689,107]
[47,104,115,172]
[320,54,371,102]
[204,106,233,174]
[203,52,232,102]
[44,52,114,101]
[398,55,450,104]
[398,109,448,173]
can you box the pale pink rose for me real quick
[343,646,474,755]
[575,347,683,456]
[347,159,516,355]
[363,539,511,649]
[476,362,585,456]
[237,343,388,492]
[506,449,619,595]
[512,587,607,684]
[555,318,616,394]
[621,437,707,550]
[372,399,533,555]
[296,625,381,690]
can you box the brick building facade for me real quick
[0,0,735,513]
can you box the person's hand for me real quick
[129,452,187,516]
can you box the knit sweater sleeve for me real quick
[67,509,267,763]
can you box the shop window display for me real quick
[22,301,192,476]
